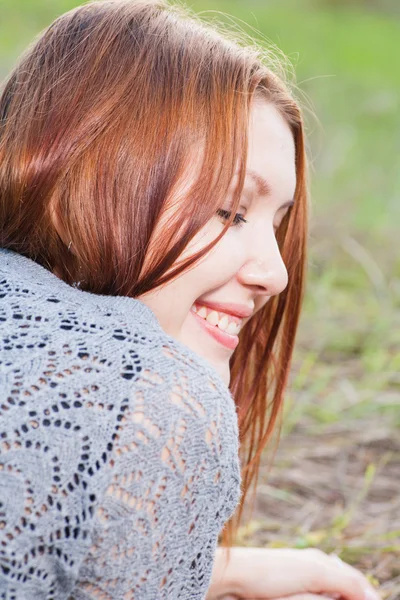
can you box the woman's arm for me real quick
[207,546,380,600]
[67,343,241,600]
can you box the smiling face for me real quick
[139,100,296,386]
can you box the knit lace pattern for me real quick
[0,249,242,600]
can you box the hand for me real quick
[218,594,335,600]
[218,595,339,600]
[207,547,380,600]
[274,596,338,600]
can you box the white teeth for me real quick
[217,315,229,332]
[197,306,207,318]
[192,303,242,336]
[206,311,219,326]
[227,321,240,335]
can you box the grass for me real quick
[1,0,399,597]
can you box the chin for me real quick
[177,313,233,387]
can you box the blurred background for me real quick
[1,0,399,597]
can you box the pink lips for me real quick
[190,308,240,351]
[195,300,253,319]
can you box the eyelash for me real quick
[216,208,248,228]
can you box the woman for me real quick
[0,1,379,599]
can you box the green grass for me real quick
[185,0,400,438]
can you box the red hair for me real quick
[0,0,308,547]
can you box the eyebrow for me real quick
[247,169,295,209]
[248,170,271,196]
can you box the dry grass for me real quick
[239,277,400,597]
[249,422,400,598]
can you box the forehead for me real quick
[245,100,296,201]
[159,100,297,217]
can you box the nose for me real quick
[237,240,288,298]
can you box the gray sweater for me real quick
[0,249,242,600]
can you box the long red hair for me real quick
[0,0,308,547]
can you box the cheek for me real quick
[185,229,245,288]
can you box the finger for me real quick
[288,548,378,600]
[330,553,345,568]
[325,553,380,600]
[274,595,337,600]
[216,597,335,600]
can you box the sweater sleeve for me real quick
[0,250,242,600]
[70,351,241,600]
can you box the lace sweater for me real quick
[0,249,242,600]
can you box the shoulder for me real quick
[0,249,231,398]
[0,250,241,597]
[0,250,239,470]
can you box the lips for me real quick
[190,309,239,350]
[194,300,253,319]
[191,303,242,334]
[189,299,254,351]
